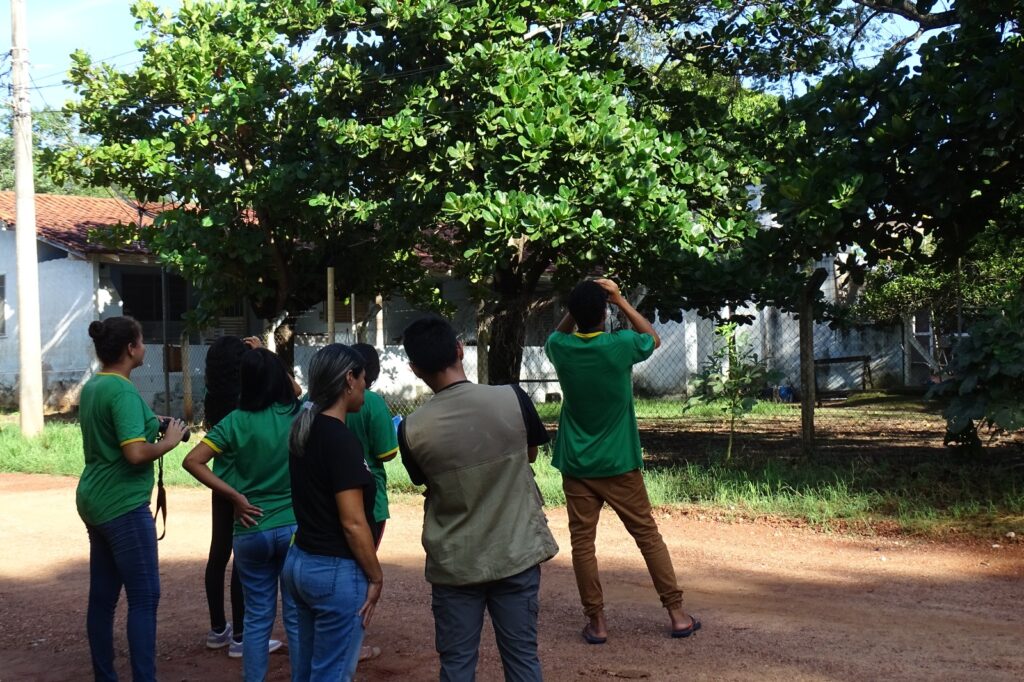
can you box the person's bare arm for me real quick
[337,489,384,627]
[121,419,187,465]
[554,311,575,334]
[595,279,660,349]
[182,442,263,527]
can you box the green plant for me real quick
[931,292,1024,445]
[684,322,783,460]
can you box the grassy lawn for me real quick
[2,416,1020,539]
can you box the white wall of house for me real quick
[0,231,101,409]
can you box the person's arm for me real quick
[182,442,263,527]
[554,311,575,334]
[336,488,384,627]
[511,385,550,464]
[595,278,660,349]
[121,419,186,465]
[398,420,427,485]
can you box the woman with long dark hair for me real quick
[201,335,249,654]
[183,347,300,681]
[78,316,187,681]
[282,344,383,681]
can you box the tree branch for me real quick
[851,1,959,30]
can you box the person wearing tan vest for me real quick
[399,315,558,682]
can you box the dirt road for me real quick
[0,473,1021,681]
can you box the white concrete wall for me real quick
[0,233,100,410]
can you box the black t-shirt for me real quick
[290,413,376,558]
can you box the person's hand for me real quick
[594,278,623,304]
[242,336,263,349]
[232,494,263,528]
[359,579,383,628]
[160,418,188,446]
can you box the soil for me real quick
[0,473,1022,682]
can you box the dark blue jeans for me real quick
[431,564,543,682]
[85,504,160,682]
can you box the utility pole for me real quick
[11,0,44,436]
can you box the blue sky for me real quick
[0,0,180,111]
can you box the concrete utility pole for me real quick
[11,0,44,436]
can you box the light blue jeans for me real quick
[281,545,368,682]
[232,524,299,682]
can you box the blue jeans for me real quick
[281,545,367,682]
[232,525,299,682]
[431,565,543,682]
[85,504,160,682]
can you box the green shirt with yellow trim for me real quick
[76,372,160,526]
[544,330,656,479]
[347,389,399,523]
[203,401,299,535]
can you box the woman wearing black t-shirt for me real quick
[283,344,383,681]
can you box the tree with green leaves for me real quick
[304,0,776,384]
[49,0,416,365]
[1,110,106,197]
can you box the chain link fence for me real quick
[10,295,946,454]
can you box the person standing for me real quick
[544,279,700,644]
[200,335,248,653]
[78,316,187,681]
[399,316,558,682]
[183,348,300,681]
[282,343,383,681]
[348,343,399,663]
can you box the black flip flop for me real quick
[671,615,702,638]
[582,624,607,645]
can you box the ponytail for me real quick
[289,344,364,456]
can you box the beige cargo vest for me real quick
[403,382,559,585]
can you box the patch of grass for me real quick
[4,421,1021,538]
[0,421,204,487]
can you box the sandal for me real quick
[582,623,607,645]
[358,645,381,662]
[671,615,702,639]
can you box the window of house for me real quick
[118,270,189,342]
[0,274,5,336]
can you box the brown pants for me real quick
[563,470,683,617]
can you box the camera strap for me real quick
[154,456,167,541]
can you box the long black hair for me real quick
[289,344,364,456]
[239,348,297,412]
[88,316,142,365]
[203,336,248,429]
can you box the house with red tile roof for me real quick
[0,191,227,410]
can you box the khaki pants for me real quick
[562,470,683,617]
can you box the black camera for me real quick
[158,417,191,442]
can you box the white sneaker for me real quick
[228,638,283,658]
[205,624,232,650]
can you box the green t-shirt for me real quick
[544,330,656,479]
[76,373,160,526]
[347,390,399,523]
[202,401,299,535]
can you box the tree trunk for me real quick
[487,298,528,385]
[799,268,828,456]
[274,317,297,374]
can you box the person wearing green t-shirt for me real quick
[348,343,399,664]
[349,344,399,541]
[545,279,701,645]
[78,316,187,682]
[183,348,300,682]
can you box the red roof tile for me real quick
[0,191,158,256]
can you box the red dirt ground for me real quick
[0,473,1022,681]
